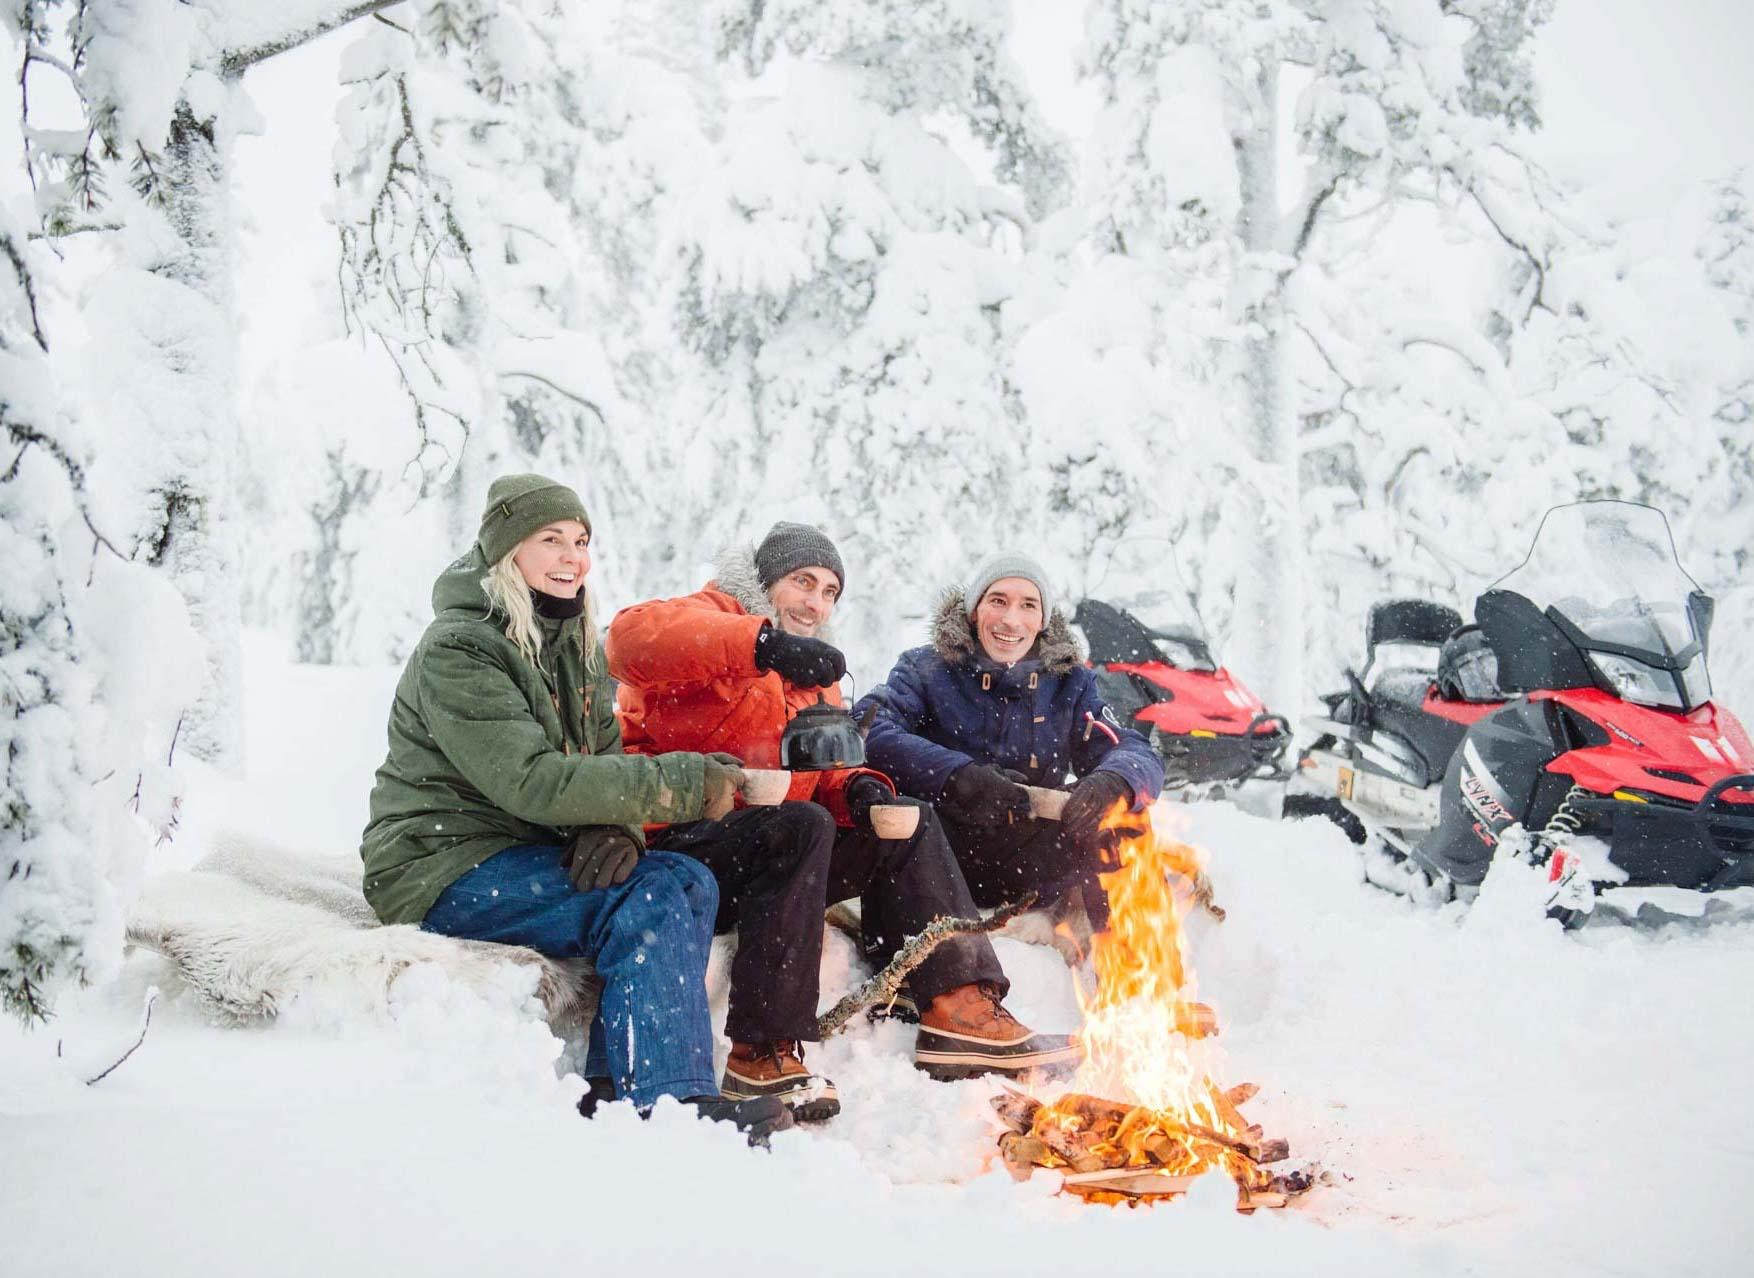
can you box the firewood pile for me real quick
[991,1086,1315,1210]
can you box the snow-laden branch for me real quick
[220,0,408,77]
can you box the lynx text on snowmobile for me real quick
[1074,598,1291,800]
[1296,501,1754,927]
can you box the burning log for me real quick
[991,1087,1313,1207]
[987,796,1314,1211]
[991,1087,1042,1134]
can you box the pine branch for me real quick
[0,232,49,351]
[2,418,126,558]
[220,1,410,77]
[816,894,1036,1039]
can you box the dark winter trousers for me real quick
[941,816,1115,931]
[652,800,1007,1044]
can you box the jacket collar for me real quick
[929,587,1082,675]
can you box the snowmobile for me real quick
[1074,597,1291,796]
[1296,500,1754,926]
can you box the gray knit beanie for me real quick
[964,552,1052,620]
[754,521,845,592]
[478,473,592,565]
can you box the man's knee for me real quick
[642,849,721,913]
[764,800,836,864]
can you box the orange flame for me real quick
[1036,800,1266,1191]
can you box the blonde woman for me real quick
[361,473,784,1138]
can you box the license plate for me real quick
[1337,767,1355,801]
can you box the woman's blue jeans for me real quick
[422,845,720,1108]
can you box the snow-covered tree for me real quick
[0,71,197,1021]
[5,1,405,763]
[1026,0,1705,705]
[0,1,404,1019]
[643,0,1072,663]
[322,0,675,651]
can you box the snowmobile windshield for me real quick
[1493,502,1702,662]
[1074,597,1218,671]
[1084,540,1218,671]
[1127,601,1217,671]
[1490,502,1712,711]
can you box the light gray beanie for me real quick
[964,552,1052,620]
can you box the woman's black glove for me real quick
[1057,772,1142,856]
[939,763,1032,827]
[565,827,642,892]
[753,624,847,688]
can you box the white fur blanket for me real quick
[126,835,598,1032]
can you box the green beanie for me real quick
[477,473,592,565]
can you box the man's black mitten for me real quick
[844,774,894,830]
[752,625,847,688]
[1057,772,1141,859]
[939,764,1032,827]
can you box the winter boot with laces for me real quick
[913,982,1082,1082]
[720,1040,841,1122]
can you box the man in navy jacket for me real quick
[858,553,1164,943]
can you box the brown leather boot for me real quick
[913,982,1082,1082]
[719,1040,840,1121]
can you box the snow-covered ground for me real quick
[5,636,1752,1276]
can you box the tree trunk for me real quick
[149,103,242,766]
[1226,66,1304,712]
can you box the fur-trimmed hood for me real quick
[710,543,835,641]
[929,587,1083,673]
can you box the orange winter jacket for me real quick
[606,561,894,829]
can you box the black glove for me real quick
[1057,772,1142,857]
[753,625,847,688]
[565,827,642,892]
[844,774,895,830]
[939,764,1032,827]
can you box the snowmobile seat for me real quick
[1435,625,1505,703]
[1366,667,1469,787]
[1370,666,1436,711]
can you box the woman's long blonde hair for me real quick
[482,552,601,674]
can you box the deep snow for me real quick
[4,633,1752,1276]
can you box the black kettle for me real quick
[780,693,868,771]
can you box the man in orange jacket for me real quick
[607,522,1078,1120]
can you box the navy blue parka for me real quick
[856,590,1164,808]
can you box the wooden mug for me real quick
[740,768,793,806]
[868,803,921,839]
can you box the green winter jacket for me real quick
[360,546,708,925]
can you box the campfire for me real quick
[993,804,1314,1210]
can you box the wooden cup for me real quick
[1023,786,1069,820]
[868,803,921,840]
[740,768,793,806]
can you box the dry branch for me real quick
[85,987,158,1085]
[816,894,1037,1038]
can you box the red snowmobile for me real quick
[1296,501,1754,926]
[1074,597,1291,795]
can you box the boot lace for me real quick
[976,982,1024,1033]
[769,1040,806,1071]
